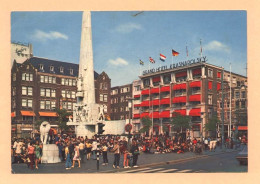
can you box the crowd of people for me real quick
[11,133,243,170]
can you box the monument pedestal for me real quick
[41,144,61,163]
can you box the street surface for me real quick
[12,146,246,174]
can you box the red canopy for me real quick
[134,94,140,98]
[159,111,170,118]
[150,111,159,119]
[190,81,201,88]
[173,83,186,90]
[174,109,186,116]
[141,89,150,95]
[134,104,140,107]
[176,71,187,77]
[160,98,170,105]
[172,96,186,103]
[140,112,150,118]
[217,83,221,91]
[151,88,159,94]
[189,94,201,102]
[11,112,16,117]
[140,100,150,107]
[208,81,212,90]
[217,72,221,78]
[133,114,140,119]
[152,99,160,106]
[152,76,161,83]
[161,86,170,92]
[189,108,201,116]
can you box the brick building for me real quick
[11,57,111,138]
[110,84,132,120]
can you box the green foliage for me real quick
[139,116,152,133]
[35,120,43,130]
[55,108,72,131]
[170,112,191,132]
[205,115,220,132]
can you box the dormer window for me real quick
[70,69,73,75]
[50,66,54,72]
[39,64,44,70]
[60,67,64,73]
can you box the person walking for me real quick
[130,141,139,167]
[27,141,35,170]
[72,143,81,168]
[79,141,85,163]
[85,140,92,160]
[112,141,120,169]
[92,139,97,160]
[65,143,72,170]
[101,143,108,165]
[34,141,42,169]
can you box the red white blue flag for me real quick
[160,53,166,62]
[149,57,155,63]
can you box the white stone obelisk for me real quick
[67,11,103,138]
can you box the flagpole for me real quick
[200,39,203,58]
[230,63,232,138]
[171,55,173,66]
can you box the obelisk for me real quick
[67,11,103,138]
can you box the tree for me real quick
[139,116,152,134]
[205,115,220,137]
[170,112,191,133]
[56,108,72,132]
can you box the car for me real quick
[236,144,248,165]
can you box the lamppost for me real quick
[126,97,134,145]
[200,112,205,142]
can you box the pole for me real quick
[229,63,232,138]
[221,68,225,149]
[96,135,100,171]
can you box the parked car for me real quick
[236,144,248,165]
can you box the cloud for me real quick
[114,23,142,33]
[31,29,68,41]
[204,40,230,53]
[108,57,129,66]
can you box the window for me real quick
[208,95,212,105]
[27,99,32,108]
[241,101,246,108]
[45,101,51,109]
[50,66,54,72]
[12,87,16,96]
[22,73,33,81]
[144,79,150,87]
[237,81,241,87]
[67,102,72,110]
[40,76,44,83]
[70,69,73,75]
[208,69,213,78]
[104,105,107,113]
[65,79,68,86]
[40,89,45,96]
[100,94,103,102]
[62,102,67,109]
[51,89,56,97]
[60,67,64,73]
[125,106,129,111]
[22,86,33,96]
[39,64,44,70]
[120,96,125,102]
[241,91,246,98]
[61,78,65,85]
[48,77,52,83]
[69,79,72,86]
[28,87,33,96]
[227,101,230,108]
[61,90,66,98]
[40,101,45,109]
[22,99,27,107]
[72,91,76,98]
[66,91,71,98]
[72,80,76,86]
[104,94,108,102]
[46,89,50,97]
[120,107,124,112]
[44,76,48,83]
[134,85,140,91]
[22,86,27,95]
[51,101,56,110]
[232,77,236,84]
[52,77,56,84]
[13,73,16,81]
[22,73,26,80]
[163,75,171,84]
[236,101,240,109]
[235,91,240,98]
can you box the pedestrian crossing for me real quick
[121,167,205,173]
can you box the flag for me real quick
[139,59,144,65]
[159,53,166,62]
[172,49,179,56]
[149,57,155,63]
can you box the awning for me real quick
[159,111,170,118]
[39,112,58,117]
[172,96,186,103]
[189,94,201,102]
[150,111,159,119]
[141,89,150,95]
[160,86,170,92]
[173,83,186,90]
[189,108,201,116]
[233,126,247,131]
[175,71,187,78]
[11,112,16,117]
[217,83,221,91]
[152,76,161,83]
[217,72,221,78]
[134,104,141,107]
[140,100,150,107]
[140,112,150,118]
[151,88,159,94]
[160,98,170,105]
[174,109,186,116]
[152,99,160,106]
[134,94,140,98]
[208,81,212,90]
[192,68,201,75]
[190,81,201,88]
[133,114,140,119]
[20,111,36,116]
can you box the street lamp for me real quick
[200,112,205,142]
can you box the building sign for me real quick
[142,56,207,76]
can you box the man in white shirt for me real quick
[92,139,97,160]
